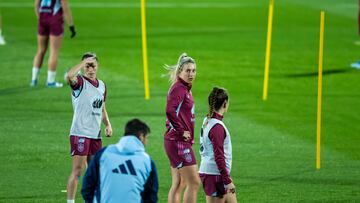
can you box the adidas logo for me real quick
[112,160,137,176]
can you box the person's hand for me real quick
[105,125,113,137]
[182,131,191,141]
[225,182,236,194]
[69,25,76,38]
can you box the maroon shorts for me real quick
[70,136,102,156]
[164,139,197,168]
[199,174,227,197]
[38,13,64,36]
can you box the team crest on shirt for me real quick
[77,138,85,152]
[183,148,192,163]
[183,148,190,154]
[184,153,192,163]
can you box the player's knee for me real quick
[37,48,46,55]
[72,171,82,179]
[49,51,59,59]
[189,175,201,187]
[171,178,185,192]
[178,178,186,190]
[172,182,184,193]
[72,166,84,177]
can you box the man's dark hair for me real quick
[124,118,151,138]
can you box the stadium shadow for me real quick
[147,28,243,38]
[0,85,45,96]
[0,193,63,200]
[89,27,243,40]
[9,107,71,115]
[110,92,166,99]
[283,68,355,78]
[269,91,360,97]
[110,112,163,118]
[242,169,359,187]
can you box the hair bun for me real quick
[178,53,188,63]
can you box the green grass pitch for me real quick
[0,0,359,202]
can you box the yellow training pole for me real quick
[262,0,274,101]
[141,0,150,100]
[316,11,325,170]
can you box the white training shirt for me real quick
[199,117,232,175]
[70,76,106,139]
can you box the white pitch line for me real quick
[0,2,257,8]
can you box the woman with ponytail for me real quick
[163,53,201,203]
[199,87,237,203]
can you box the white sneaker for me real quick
[0,35,6,45]
[47,81,63,88]
[350,61,360,69]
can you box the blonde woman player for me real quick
[164,53,201,203]
[199,87,237,203]
[65,52,112,203]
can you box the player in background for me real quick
[0,13,6,45]
[66,52,112,203]
[31,0,76,87]
[163,53,201,203]
[351,0,360,69]
[199,87,237,203]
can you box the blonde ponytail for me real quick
[163,53,195,83]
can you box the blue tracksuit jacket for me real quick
[81,135,158,203]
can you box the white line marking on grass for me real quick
[0,2,257,8]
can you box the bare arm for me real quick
[102,103,112,137]
[34,0,40,19]
[66,57,96,85]
[66,61,83,86]
[61,0,74,26]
